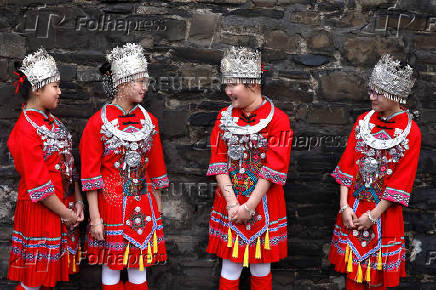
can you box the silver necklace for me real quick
[101,104,154,142]
[220,97,274,135]
[101,104,154,170]
[23,108,73,180]
[358,110,412,150]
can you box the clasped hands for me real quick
[227,202,253,225]
[61,201,85,228]
[341,207,376,231]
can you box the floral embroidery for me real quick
[82,176,104,191]
[382,187,410,207]
[331,166,353,187]
[27,180,55,202]
[259,166,287,186]
[151,174,169,190]
[206,162,228,176]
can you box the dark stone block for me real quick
[173,47,223,65]
[265,30,300,53]
[58,64,77,81]
[0,32,25,58]
[155,18,186,41]
[227,9,284,19]
[0,59,8,82]
[319,70,368,102]
[189,13,219,44]
[220,33,259,47]
[294,54,332,67]
[407,233,436,274]
[52,50,106,65]
[289,11,321,26]
[160,110,189,138]
[307,105,349,125]
[264,79,313,103]
[344,37,405,66]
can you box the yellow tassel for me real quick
[356,263,363,283]
[153,231,158,254]
[347,250,353,273]
[264,229,270,250]
[67,252,70,267]
[77,246,82,264]
[73,254,77,272]
[377,249,382,270]
[345,243,349,263]
[147,242,152,264]
[139,250,144,271]
[123,243,130,266]
[232,235,239,258]
[366,259,371,282]
[255,237,261,259]
[243,244,249,267]
[227,227,233,248]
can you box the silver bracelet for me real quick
[339,204,350,214]
[243,203,256,217]
[75,200,84,207]
[90,218,103,227]
[366,210,378,224]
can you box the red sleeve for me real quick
[206,109,229,176]
[331,117,361,188]
[381,123,421,207]
[259,110,293,186]
[79,113,104,191]
[8,127,55,202]
[147,116,169,190]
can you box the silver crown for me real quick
[368,54,415,104]
[20,48,60,91]
[107,43,149,88]
[221,46,261,84]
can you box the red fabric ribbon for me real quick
[13,72,26,94]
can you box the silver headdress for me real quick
[107,43,149,88]
[368,54,415,104]
[20,48,60,91]
[221,46,261,84]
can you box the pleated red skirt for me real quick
[85,189,167,271]
[329,197,406,288]
[207,185,288,264]
[8,197,80,287]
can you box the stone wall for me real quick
[0,0,435,289]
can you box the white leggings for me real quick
[102,264,147,285]
[20,283,39,290]
[220,259,271,280]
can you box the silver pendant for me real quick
[126,151,141,168]
[228,145,244,161]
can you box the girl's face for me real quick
[224,83,257,109]
[369,89,399,112]
[117,78,147,104]
[35,81,61,111]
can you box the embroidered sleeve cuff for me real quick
[259,166,287,186]
[28,180,55,202]
[151,174,169,190]
[382,187,410,207]
[207,162,228,176]
[331,166,353,187]
[81,176,104,191]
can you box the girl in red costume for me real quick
[329,54,421,289]
[206,46,293,290]
[8,48,84,290]
[80,43,169,290]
